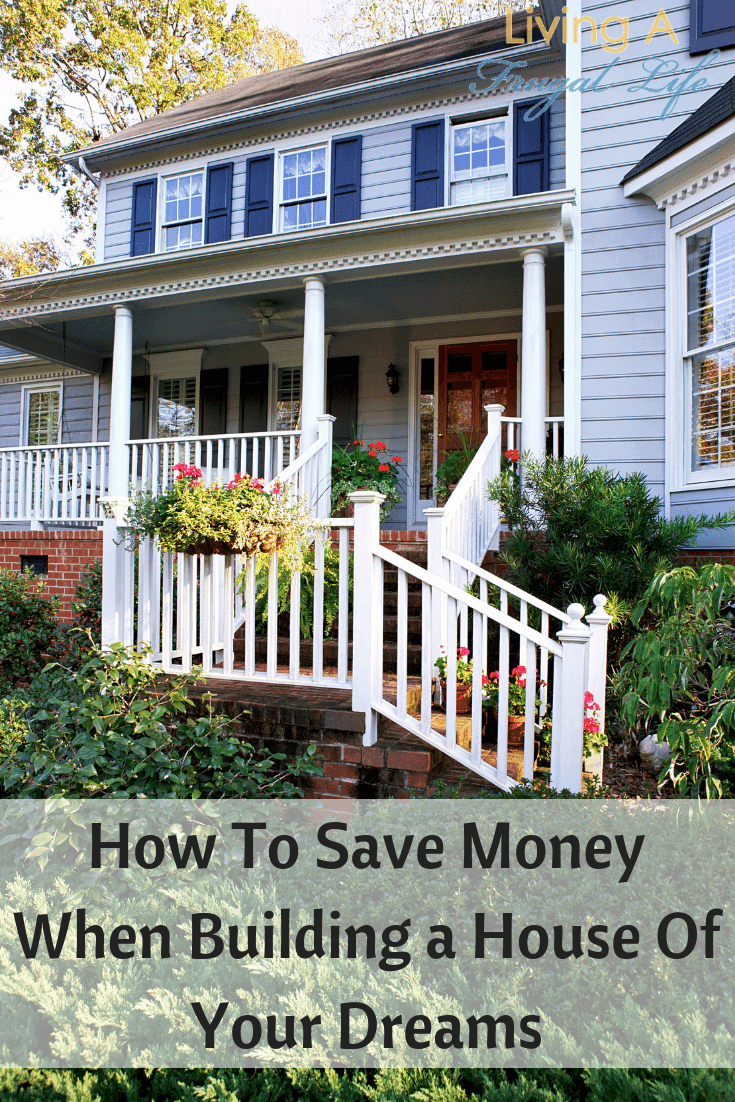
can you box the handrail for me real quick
[0,441,110,454]
[377,544,562,655]
[443,548,570,624]
[126,429,300,447]
[441,415,500,523]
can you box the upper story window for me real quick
[163,172,204,251]
[280,147,327,232]
[690,0,735,53]
[22,385,61,446]
[686,212,735,474]
[450,119,507,206]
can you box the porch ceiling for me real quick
[0,255,564,372]
[0,194,571,372]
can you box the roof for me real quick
[622,76,735,184]
[73,13,530,164]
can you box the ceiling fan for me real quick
[244,299,304,334]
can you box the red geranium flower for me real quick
[367,449,378,458]
[504,449,520,463]
[391,455,402,463]
[354,439,363,445]
[378,463,390,472]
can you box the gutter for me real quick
[63,40,556,171]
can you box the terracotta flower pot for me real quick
[178,538,236,556]
[439,679,473,714]
[486,710,527,746]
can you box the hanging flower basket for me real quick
[121,466,322,574]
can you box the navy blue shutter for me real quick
[245,153,274,237]
[690,0,735,52]
[331,136,362,223]
[513,99,550,196]
[205,162,233,244]
[411,120,445,211]
[129,178,157,256]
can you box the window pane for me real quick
[157,377,197,438]
[26,390,60,446]
[282,147,326,209]
[687,213,735,350]
[453,121,505,181]
[692,347,735,469]
[419,357,435,499]
[276,367,302,431]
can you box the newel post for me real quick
[314,414,335,519]
[550,603,590,794]
[350,490,384,745]
[585,594,612,780]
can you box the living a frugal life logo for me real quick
[470,6,721,120]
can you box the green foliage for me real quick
[0,568,61,690]
[71,558,102,640]
[0,0,302,239]
[487,454,735,620]
[615,563,735,798]
[0,1064,732,1101]
[331,439,403,519]
[253,543,351,639]
[435,429,480,503]
[0,643,321,799]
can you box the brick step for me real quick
[382,590,424,612]
[331,614,423,642]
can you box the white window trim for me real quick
[261,336,331,432]
[20,382,63,447]
[448,114,511,207]
[159,168,205,253]
[276,141,330,234]
[669,194,735,494]
[147,349,203,439]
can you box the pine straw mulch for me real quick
[600,740,676,799]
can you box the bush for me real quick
[0,643,321,799]
[615,563,735,798]
[488,454,735,621]
[71,559,102,641]
[0,568,61,689]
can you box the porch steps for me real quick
[191,677,507,800]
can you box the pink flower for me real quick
[458,647,470,657]
[488,671,499,680]
[583,717,600,733]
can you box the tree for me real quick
[324,0,526,53]
[0,234,84,279]
[0,0,303,241]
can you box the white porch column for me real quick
[301,276,326,450]
[520,246,547,460]
[108,305,133,497]
[100,304,133,647]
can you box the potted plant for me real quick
[482,665,545,745]
[122,464,321,573]
[331,440,403,520]
[434,645,474,713]
[434,428,481,505]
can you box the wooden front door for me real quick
[437,341,517,463]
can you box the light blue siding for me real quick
[360,122,412,219]
[549,94,565,189]
[104,178,132,261]
[0,386,21,447]
[60,376,95,443]
[229,156,248,241]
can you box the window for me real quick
[155,377,198,438]
[690,0,735,53]
[450,119,507,206]
[686,213,735,474]
[22,385,61,446]
[275,367,302,430]
[280,147,327,232]
[163,172,204,251]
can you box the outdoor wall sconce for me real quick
[385,363,400,394]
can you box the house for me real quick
[0,0,732,793]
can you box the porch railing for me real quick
[501,415,564,458]
[128,429,301,496]
[351,491,609,794]
[0,443,110,524]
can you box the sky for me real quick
[0,0,333,251]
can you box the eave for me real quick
[622,115,735,208]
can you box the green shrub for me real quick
[71,558,102,640]
[487,455,735,621]
[0,568,61,689]
[0,643,321,799]
[615,563,735,798]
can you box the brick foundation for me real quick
[0,529,103,620]
[677,548,735,568]
[189,680,500,800]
